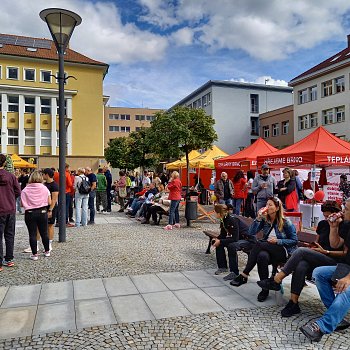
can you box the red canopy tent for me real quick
[215,138,278,178]
[257,127,350,168]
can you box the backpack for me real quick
[78,176,91,194]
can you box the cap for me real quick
[43,168,54,178]
[261,164,270,170]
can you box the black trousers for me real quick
[0,213,16,264]
[281,247,337,296]
[216,239,255,275]
[243,241,288,280]
[25,208,50,254]
[244,193,256,218]
[146,206,167,223]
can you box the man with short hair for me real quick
[252,164,276,211]
[300,199,350,342]
[96,168,108,213]
[214,172,234,206]
[0,154,21,270]
[103,166,113,213]
[142,170,151,188]
[86,167,97,224]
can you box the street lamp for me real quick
[40,8,82,242]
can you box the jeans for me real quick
[16,197,22,213]
[169,200,180,225]
[75,192,89,227]
[219,198,233,206]
[233,198,243,215]
[88,191,96,223]
[243,241,288,280]
[281,247,337,296]
[216,239,255,275]
[0,214,16,264]
[66,193,71,223]
[130,199,143,216]
[313,266,350,334]
[24,208,49,254]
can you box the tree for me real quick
[104,137,129,169]
[149,106,217,189]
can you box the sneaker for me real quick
[214,268,228,275]
[87,221,95,225]
[257,289,269,302]
[173,223,181,229]
[69,218,75,223]
[281,300,301,317]
[44,251,50,257]
[223,272,237,281]
[335,320,350,331]
[164,225,173,231]
[118,209,124,213]
[66,223,75,228]
[230,274,248,287]
[300,321,323,342]
[23,247,32,253]
[49,242,53,252]
[30,254,38,261]
[257,277,281,291]
[3,260,14,267]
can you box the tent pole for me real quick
[311,164,316,227]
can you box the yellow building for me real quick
[0,33,108,169]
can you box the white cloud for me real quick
[138,0,178,28]
[170,28,194,46]
[139,0,350,60]
[0,0,168,64]
[231,76,288,87]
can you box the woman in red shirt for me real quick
[165,171,182,230]
[233,171,247,215]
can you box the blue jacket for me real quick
[248,218,298,255]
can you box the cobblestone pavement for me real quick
[1,210,349,349]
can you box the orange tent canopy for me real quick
[215,138,278,170]
[257,127,350,168]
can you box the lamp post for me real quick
[40,8,82,242]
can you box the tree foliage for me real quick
[104,137,129,169]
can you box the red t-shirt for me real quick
[167,178,182,200]
[233,178,247,199]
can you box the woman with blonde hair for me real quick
[230,196,297,302]
[164,171,182,230]
[21,170,51,260]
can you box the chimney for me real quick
[347,34,350,48]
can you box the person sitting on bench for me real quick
[257,200,346,317]
[211,204,256,279]
[230,197,298,302]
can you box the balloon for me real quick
[314,190,325,202]
[211,194,217,202]
[304,189,314,199]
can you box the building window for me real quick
[24,130,35,146]
[109,126,119,132]
[40,70,51,83]
[135,127,142,131]
[322,80,333,97]
[262,126,269,138]
[120,126,130,132]
[8,129,18,145]
[309,86,317,101]
[335,76,345,93]
[41,130,51,146]
[135,115,145,121]
[202,95,208,107]
[24,68,35,81]
[109,114,119,120]
[298,89,308,104]
[24,97,35,113]
[250,94,259,113]
[120,114,130,120]
[8,96,19,112]
[272,123,279,137]
[282,121,289,135]
[298,115,309,130]
[250,117,259,136]
[146,115,153,121]
[56,131,59,147]
[335,106,345,122]
[56,98,67,116]
[41,98,51,114]
[310,113,318,128]
[7,67,18,80]
[322,109,334,125]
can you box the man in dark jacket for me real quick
[214,172,234,205]
[0,154,21,270]
[103,166,113,213]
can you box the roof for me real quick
[0,33,108,70]
[290,38,350,85]
[257,126,350,167]
[171,80,292,109]
[215,138,278,169]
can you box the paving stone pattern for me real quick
[0,210,349,348]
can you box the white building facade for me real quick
[290,35,350,142]
[172,80,293,154]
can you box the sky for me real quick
[1,0,350,109]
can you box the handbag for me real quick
[119,187,127,198]
[331,263,350,283]
[285,189,298,211]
